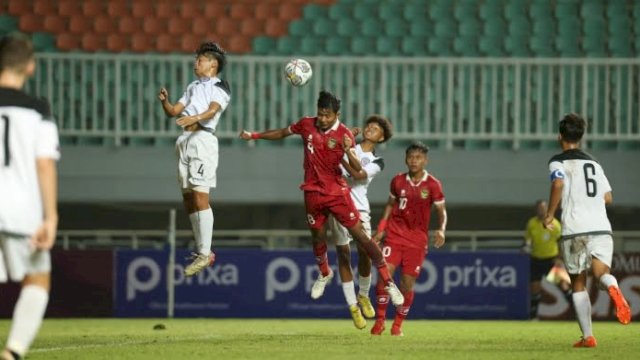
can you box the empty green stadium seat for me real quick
[303,4,328,19]
[434,19,457,38]
[376,36,402,55]
[558,18,581,38]
[353,2,376,20]
[454,36,480,56]
[252,36,276,55]
[480,1,502,20]
[385,18,408,37]
[403,3,429,21]
[532,19,556,38]
[336,18,359,37]
[350,36,376,55]
[313,18,336,36]
[580,1,605,18]
[288,20,312,37]
[556,36,582,57]
[361,18,378,37]
[530,36,556,57]
[401,37,428,56]
[479,37,506,56]
[328,3,353,20]
[32,32,57,52]
[530,2,553,19]
[300,37,323,56]
[326,37,350,56]
[505,36,532,57]
[379,3,403,19]
[484,19,507,37]
[429,2,453,20]
[409,21,433,37]
[609,37,633,57]
[428,37,453,56]
[555,3,579,19]
[508,17,531,37]
[0,15,18,34]
[454,5,477,20]
[276,37,299,55]
[459,20,482,37]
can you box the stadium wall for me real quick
[60,145,640,206]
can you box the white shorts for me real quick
[176,130,219,190]
[0,233,51,283]
[560,234,613,274]
[328,211,371,246]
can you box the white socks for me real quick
[599,273,619,289]
[342,281,357,306]
[358,275,371,296]
[572,291,593,337]
[6,285,49,356]
[189,209,213,256]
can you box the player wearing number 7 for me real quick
[544,113,631,348]
[371,142,447,336]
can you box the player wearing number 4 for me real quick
[545,113,631,348]
[0,34,60,360]
[325,115,393,329]
[371,142,447,336]
[158,42,230,277]
[239,91,404,308]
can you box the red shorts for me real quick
[304,190,359,230]
[381,242,426,278]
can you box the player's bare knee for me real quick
[336,245,351,266]
[22,273,51,292]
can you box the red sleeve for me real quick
[289,117,308,135]
[389,176,398,198]
[431,179,445,202]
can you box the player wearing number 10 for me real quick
[544,113,631,348]
[371,142,447,336]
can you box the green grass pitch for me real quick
[1,319,638,359]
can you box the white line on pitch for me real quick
[30,334,220,353]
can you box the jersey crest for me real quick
[327,137,337,149]
[421,189,429,199]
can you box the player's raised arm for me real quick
[158,87,185,117]
[176,101,221,128]
[433,202,447,248]
[239,127,293,141]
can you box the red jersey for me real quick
[385,171,445,250]
[289,117,356,196]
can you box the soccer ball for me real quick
[284,59,313,87]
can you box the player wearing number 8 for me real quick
[545,113,631,348]
[371,142,447,336]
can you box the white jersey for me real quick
[0,88,60,236]
[178,76,231,132]
[341,144,384,213]
[548,149,612,239]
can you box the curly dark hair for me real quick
[364,114,393,143]
[196,41,226,73]
[317,90,340,113]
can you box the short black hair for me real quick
[317,90,340,113]
[559,113,586,143]
[365,114,393,143]
[196,41,226,73]
[405,141,429,155]
[0,33,33,73]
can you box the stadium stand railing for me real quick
[25,54,640,150]
[56,229,640,253]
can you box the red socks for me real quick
[393,290,415,328]
[312,242,331,276]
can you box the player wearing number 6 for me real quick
[371,142,447,336]
[544,113,631,348]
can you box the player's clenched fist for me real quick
[158,87,169,101]
[342,134,353,149]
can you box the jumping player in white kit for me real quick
[322,115,393,329]
[544,113,631,348]
[0,33,60,360]
[158,42,230,276]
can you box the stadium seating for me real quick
[1,0,638,150]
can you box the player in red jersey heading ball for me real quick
[240,90,404,307]
[371,142,448,336]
